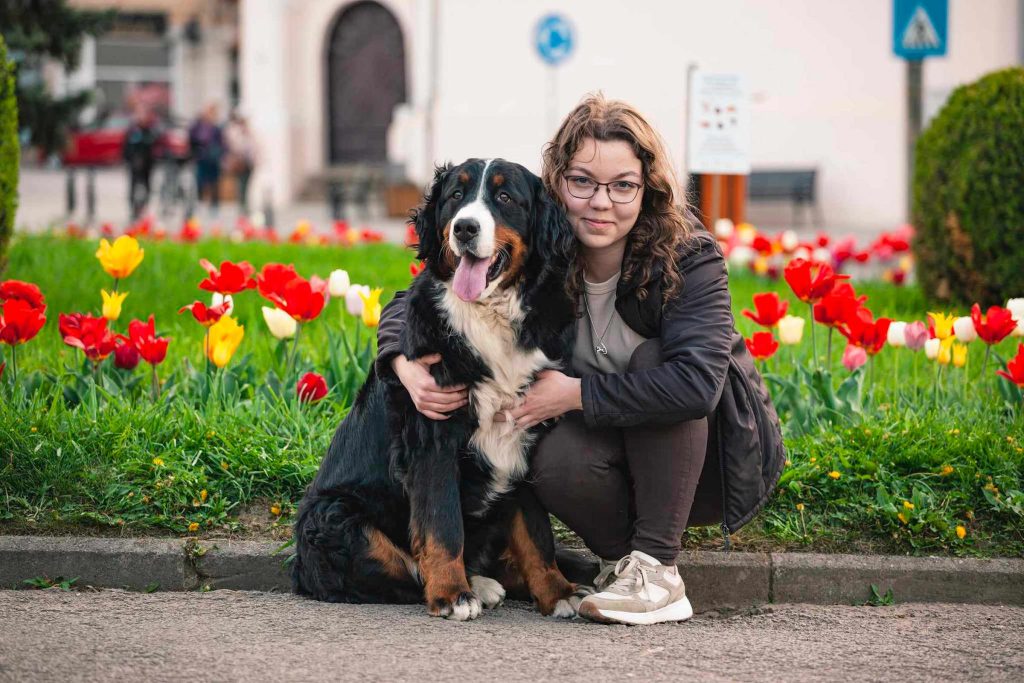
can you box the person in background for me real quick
[122,106,160,220]
[188,103,225,218]
[223,109,257,215]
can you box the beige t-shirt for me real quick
[572,271,651,376]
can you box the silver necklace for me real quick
[583,293,613,356]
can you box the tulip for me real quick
[713,218,734,241]
[813,283,865,329]
[272,277,326,322]
[953,317,977,343]
[838,307,891,356]
[1006,298,1024,337]
[970,304,1016,346]
[0,299,47,346]
[736,223,756,245]
[128,315,170,366]
[904,321,929,351]
[0,280,45,308]
[742,292,789,328]
[96,235,144,279]
[842,344,867,372]
[113,336,140,370]
[262,306,297,339]
[101,290,129,321]
[198,259,257,295]
[780,230,799,253]
[409,261,426,278]
[296,371,329,403]
[345,285,371,316]
[59,313,118,362]
[179,300,231,327]
[359,288,383,327]
[952,342,968,368]
[257,263,301,301]
[928,312,956,341]
[886,321,908,348]
[205,315,245,368]
[784,259,849,305]
[727,245,756,269]
[924,338,941,360]
[996,343,1024,388]
[777,315,805,345]
[745,331,779,361]
[211,293,234,316]
[938,338,953,365]
[328,269,351,297]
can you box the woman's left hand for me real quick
[505,370,582,430]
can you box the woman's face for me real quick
[558,137,644,256]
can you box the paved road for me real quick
[0,590,1021,682]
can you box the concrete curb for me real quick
[2,535,1022,608]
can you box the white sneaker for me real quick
[578,550,693,625]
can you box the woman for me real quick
[375,94,785,625]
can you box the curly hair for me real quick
[541,93,694,305]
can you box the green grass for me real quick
[1,234,1022,557]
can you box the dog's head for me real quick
[412,158,574,303]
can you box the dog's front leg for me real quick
[507,486,580,618]
[407,451,480,621]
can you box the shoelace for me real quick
[604,556,657,594]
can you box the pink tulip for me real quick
[842,344,868,371]
[903,321,928,351]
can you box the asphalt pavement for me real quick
[0,589,1021,682]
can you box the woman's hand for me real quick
[392,353,469,420]
[505,369,582,430]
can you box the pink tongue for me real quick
[453,254,490,301]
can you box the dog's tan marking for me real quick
[412,533,471,616]
[508,509,575,615]
[366,527,417,581]
[492,173,504,187]
[458,171,470,184]
[494,226,527,289]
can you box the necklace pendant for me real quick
[595,341,608,356]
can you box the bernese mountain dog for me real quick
[292,158,584,620]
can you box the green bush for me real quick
[0,35,18,275]
[913,67,1024,306]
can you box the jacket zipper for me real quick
[716,411,732,551]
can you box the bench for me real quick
[747,168,821,227]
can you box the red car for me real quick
[62,114,190,166]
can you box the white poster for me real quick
[686,72,751,175]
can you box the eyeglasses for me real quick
[563,175,642,204]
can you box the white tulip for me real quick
[345,284,371,316]
[1007,298,1024,337]
[794,246,811,261]
[924,338,941,360]
[727,245,756,269]
[212,293,234,316]
[780,230,799,252]
[714,218,734,241]
[328,269,351,298]
[777,315,806,345]
[953,316,977,343]
[812,247,832,264]
[261,306,297,339]
[887,321,908,348]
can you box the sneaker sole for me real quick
[579,595,694,626]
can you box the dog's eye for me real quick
[451,190,463,201]
[497,192,511,204]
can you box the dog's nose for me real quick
[453,218,480,243]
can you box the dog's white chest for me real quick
[440,287,554,495]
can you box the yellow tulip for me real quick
[101,289,129,321]
[952,342,968,368]
[928,312,956,341]
[205,315,245,368]
[937,337,953,365]
[96,236,144,279]
[359,287,383,327]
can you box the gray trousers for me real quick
[531,340,716,565]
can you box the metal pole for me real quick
[425,0,440,178]
[86,167,96,224]
[906,59,923,221]
[66,168,76,216]
[683,62,698,201]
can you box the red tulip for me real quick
[783,258,849,304]
[996,344,1024,388]
[296,372,329,402]
[410,261,426,277]
[0,280,46,309]
[257,263,300,300]
[838,307,891,355]
[742,292,789,328]
[813,283,866,329]
[970,304,1017,346]
[0,299,47,345]
[259,264,325,322]
[745,331,779,361]
[128,315,170,365]
[59,313,118,361]
[179,300,231,327]
[113,335,141,370]
[361,229,384,243]
[198,259,257,295]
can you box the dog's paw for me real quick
[430,591,483,621]
[550,585,593,619]
[469,576,506,609]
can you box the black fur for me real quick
[292,159,578,615]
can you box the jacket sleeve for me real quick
[580,243,734,427]
[374,288,408,382]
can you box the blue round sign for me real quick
[535,14,574,66]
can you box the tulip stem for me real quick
[286,322,303,381]
[151,364,160,402]
[204,329,210,377]
[981,345,992,392]
[826,327,833,370]
[113,278,120,294]
[10,345,17,387]
[808,303,818,369]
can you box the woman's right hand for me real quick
[392,353,469,420]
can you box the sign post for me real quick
[535,14,575,136]
[893,0,948,218]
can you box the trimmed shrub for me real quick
[0,35,18,275]
[913,67,1024,306]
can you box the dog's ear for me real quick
[531,175,576,267]
[411,163,452,262]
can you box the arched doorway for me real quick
[326,1,407,164]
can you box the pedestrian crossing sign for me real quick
[893,0,947,59]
